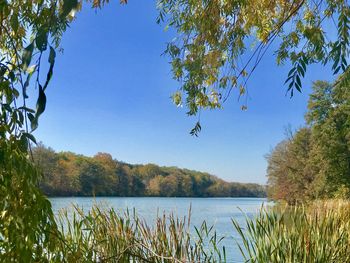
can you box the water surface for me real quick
[50,197,268,262]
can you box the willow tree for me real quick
[157,0,350,134]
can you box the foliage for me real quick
[233,200,350,263]
[0,0,83,261]
[0,0,127,261]
[0,140,59,262]
[266,128,315,204]
[157,0,350,133]
[306,80,350,198]
[266,79,350,203]
[33,144,266,197]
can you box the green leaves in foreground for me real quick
[0,140,58,262]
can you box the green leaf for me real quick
[31,85,46,131]
[35,28,48,52]
[36,84,46,117]
[10,13,19,32]
[22,132,37,144]
[288,81,294,91]
[300,56,307,72]
[28,112,37,131]
[61,0,78,17]
[190,121,201,137]
[19,134,29,151]
[334,66,341,74]
[296,74,302,91]
[48,46,56,65]
[18,107,35,113]
[30,115,38,132]
[23,65,37,99]
[27,112,35,122]
[43,47,56,91]
[297,64,305,77]
[22,42,34,70]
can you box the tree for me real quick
[147,175,163,196]
[79,159,106,195]
[307,81,350,198]
[33,143,60,195]
[266,128,314,204]
[267,80,350,202]
[159,174,179,196]
[0,0,81,260]
[32,144,266,198]
[93,152,118,195]
[157,0,350,134]
[177,174,194,197]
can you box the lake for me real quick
[50,197,268,262]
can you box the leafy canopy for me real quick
[157,0,350,134]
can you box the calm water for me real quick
[50,197,268,262]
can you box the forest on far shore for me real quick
[33,145,266,198]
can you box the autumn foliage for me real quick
[33,145,266,197]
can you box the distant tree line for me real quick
[267,80,350,204]
[33,146,266,197]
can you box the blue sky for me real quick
[34,1,334,184]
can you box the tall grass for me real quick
[233,200,350,263]
[44,200,350,262]
[50,205,226,262]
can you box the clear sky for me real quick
[33,1,334,184]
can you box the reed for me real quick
[233,200,350,263]
[50,204,226,262]
[46,200,350,262]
